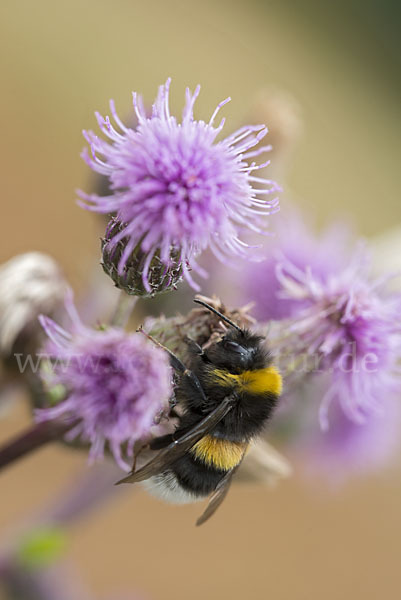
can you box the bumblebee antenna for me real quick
[193,299,243,333]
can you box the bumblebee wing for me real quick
[195,470,234,526]
[116,394,236,485]
[196,451,246,527]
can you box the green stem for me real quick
[110,291,138,328]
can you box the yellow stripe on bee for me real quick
[212,366,282,396]
[191,435,247,471]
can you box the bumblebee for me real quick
[117,299,282,525]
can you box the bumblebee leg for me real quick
[149,433,175,450]
[138,328,208,404]
[175,365,208,405]
[169,406,180,419]
[184,336,203,356]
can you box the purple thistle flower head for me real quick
[241,210,352,321]
[78,79,280,292]
[284,379,401,482]
[36,291,172,471]
[276,244,401,427]
[243,211,401,429]
[312,396,401,479]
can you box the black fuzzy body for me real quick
[177,328,278,440]
[151,328,280,499]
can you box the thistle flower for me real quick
[266,369,401,485]
[241,211,352,321]
[36,291,172,470]
[306,395,401,479]
[78,79,279,293]
[274,243,401,427]
[245,213,401,431]
[276,378,401,481]
[0,252,66,356]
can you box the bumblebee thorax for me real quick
[210,366,282,396]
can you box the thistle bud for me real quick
[101,218,183,298]
[247,87,303,176]
[0,252,66,357]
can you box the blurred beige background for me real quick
[1,1,401,599]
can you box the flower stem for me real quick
[0,420,74,473]
[42,462,123,526]
[110,291,138,328]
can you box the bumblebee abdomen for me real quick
[190,435,246,471]
[142,471,200,504]
[144,446,236,504]
[172,453,226,496]
[169,436,246,497]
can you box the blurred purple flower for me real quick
[277,244,401,428]
[312,396,401,478]
[36,291,172,471]
[282,378,401,481]
[242,211,352,320]
[78,79,279,292]
[244,211,401,429]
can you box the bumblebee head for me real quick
[193,300,269,373]
[204,328,267,373]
